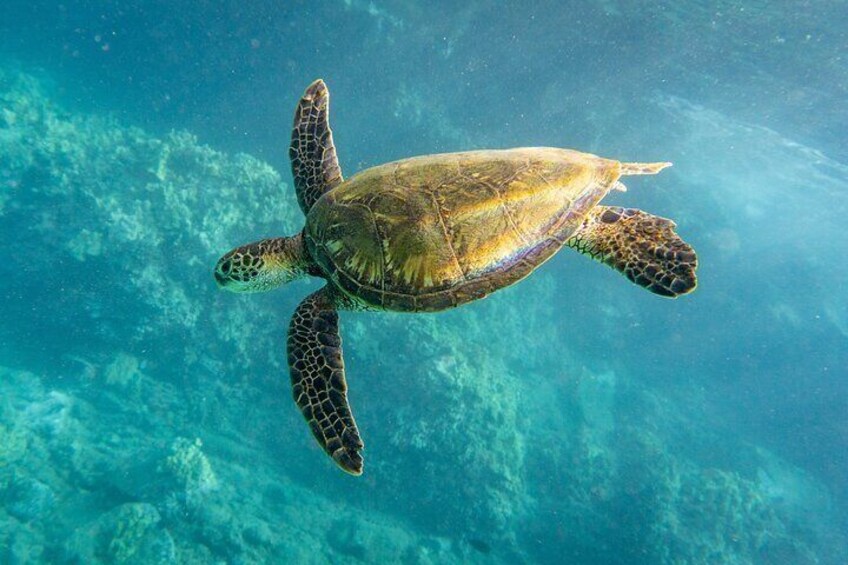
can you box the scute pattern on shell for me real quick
[306,148,621,312]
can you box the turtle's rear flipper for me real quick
[567,206,698,297]
[287,286,364,475]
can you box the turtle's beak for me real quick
[214,265,228,287]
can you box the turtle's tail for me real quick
[620,161,672,176]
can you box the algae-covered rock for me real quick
[108,504,174,563]
[21,391,74,438]
[102,353,146,400]
[161,437,219,507]
[4,522,46,565]
[0,423,27,470]
[605,388,826,564]
[4,477,55,523]
[64,503,176,564]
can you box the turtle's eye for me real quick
[215,257,235,287]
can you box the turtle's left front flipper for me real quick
[287,286,364,475]
[290,79,344,214]
[567,206,698,297]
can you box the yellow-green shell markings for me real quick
[305,147,621,312]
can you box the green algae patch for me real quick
[0,424,27,469]
[161,437,219,505]
[64,503,175,564]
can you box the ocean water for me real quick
[1,1,846,563]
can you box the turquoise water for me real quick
[1,1,846,563]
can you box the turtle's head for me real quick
[214,234,309,293]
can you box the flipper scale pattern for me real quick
[287,287,364,474]
[289,79,344,213]
[568,206,698,297]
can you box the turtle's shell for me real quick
[305,147,621,312]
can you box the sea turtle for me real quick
[214,79,698,475]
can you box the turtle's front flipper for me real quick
[290,79,344,214]
[568,206,698,297]
[287,286,364,475]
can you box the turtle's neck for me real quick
[260,232,315,282]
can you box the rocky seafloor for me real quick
[1,64,845,564]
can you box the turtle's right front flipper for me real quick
[287,286,364,475]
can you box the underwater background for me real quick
[1,1,847,563]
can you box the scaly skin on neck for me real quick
[214,232,313,293]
